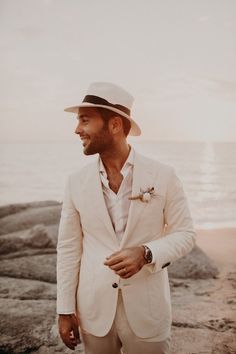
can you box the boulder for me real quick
[0,205,61,235]
[0,254,56,283]
[0,277,56,300]
[168,245,219,279]
[26,224,54,248]
[0,298,57,354]
[0,200,224,354]
[0,224,58,255]
[0,200,61,218]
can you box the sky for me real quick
[0,0,236,142]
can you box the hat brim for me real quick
[64,103,141,136]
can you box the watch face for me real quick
[147,250,152,263]
[145,247,152,263]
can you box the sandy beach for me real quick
[0,201,235,353]
[170,228,236,353]
[196,228,236,273]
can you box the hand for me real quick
[104,246,146,278]
[58,314,81,350]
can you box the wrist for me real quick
[140,246,148,264]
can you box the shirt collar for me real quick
[99,146,134,178]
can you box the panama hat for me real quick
[64,82,141,136]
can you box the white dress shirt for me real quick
[99,148,134,243]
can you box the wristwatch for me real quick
[142,245,153,264]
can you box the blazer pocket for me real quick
[77,269,95,319]
[146,271,168,320]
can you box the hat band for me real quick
[82,95,130,116]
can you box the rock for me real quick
[45,224,60,245]
[0,205,61,235]
[0,298,57,353]
[0,200,228,354]
[171,327,236,354]
[168,245,219,279]
[26,224,54,248]
[169,279,189,288]
[170,275,236,354]
[0,232,25,255]
[0,224,58,255]
[0,277,56,300]
[0,248,56,260]
[0,254,56,283]
[213,340,236,354]
[0,200,61,219]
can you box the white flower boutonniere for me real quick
[129,187,156,203]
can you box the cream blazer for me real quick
[57,151,196,341]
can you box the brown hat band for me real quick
[82,95,131,116]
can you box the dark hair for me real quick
[95,107,131,137]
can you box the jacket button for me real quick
[112,282,118,288]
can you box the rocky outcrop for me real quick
[0,224,58,256]
[0,201,61,236]
[1,201,234,354]
[0,254,56,283]
[0,201,61,219]
[168,245,219,279]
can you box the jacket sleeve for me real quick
[145,168,196,273]
[56,175,83,314]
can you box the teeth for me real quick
[81,137,89,146]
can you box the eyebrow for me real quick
[77,114,89,120]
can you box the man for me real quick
[57,82,196,354]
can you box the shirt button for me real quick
[112,282,118,288]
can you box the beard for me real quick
[83,124,113,156]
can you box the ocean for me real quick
[0,141,236,229]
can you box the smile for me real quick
[80,137,90,146]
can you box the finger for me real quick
[105,250,123,259]
[68,338,77,347]
[109,262,127,271]
[104,255,122,265]
[72,324,81,343]
[120,271,133,279]
[59,318,78,349]
[104,255,124,266]
[61,336,77,350]
[65,342,76,350]
[69,332,79,343]
[115,267,129,276]
[60,329,77,348]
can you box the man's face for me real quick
[75,107,113,155]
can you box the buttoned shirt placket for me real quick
[99,149,134,243]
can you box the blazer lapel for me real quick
[81,152,156,248]
[120,152,156,248]
[84,160,118,243]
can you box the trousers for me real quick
[81,290,171,354]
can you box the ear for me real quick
[108,116,123,135]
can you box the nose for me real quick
[74,121,82,135]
